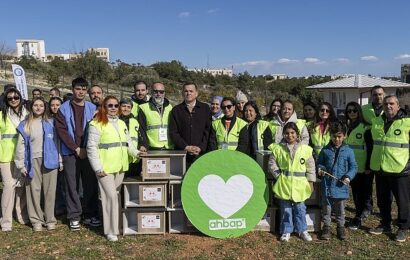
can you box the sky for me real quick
[2,0,410,77]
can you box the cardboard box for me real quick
[141,151,186,180]
[168,180,182,208]
[306,206,321,232]
[168,208,198,233]
[305,180,321,206]
[123,179,167,208]
[253,207,277,232]
[122,208,166,235]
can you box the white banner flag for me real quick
[12,64,28,100]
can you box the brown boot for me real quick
[321,225,331,240]
[337,227,346,240]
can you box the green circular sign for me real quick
[182,150,268,238]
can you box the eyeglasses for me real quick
[221,105,233,110]
[106,104,119,108]
[153,90,165,94]
[7,96,20,102]
[320,108,330,113]
[347,109,358,114]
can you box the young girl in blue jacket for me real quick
[318,121,357,240]
[14,98,62,231]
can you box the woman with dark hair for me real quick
[264,99,282,122]
[270,100,310,145]
[49,97,63,117]
[309,102,337,156]
[15,97,62,231]
[344,102,373,230]
[87,96,142,241]
[303,102,317,127]
[242,101,273,159]
[0,88,29,231]
[208,97,248,153]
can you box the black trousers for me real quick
[375,174,410,230]
[350,172,374,219]
[63,155,99,221]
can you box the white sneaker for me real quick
[300,231,312,241]
[280,233,291,242]
[106,234,118,242]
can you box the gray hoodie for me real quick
[271,112,310,144]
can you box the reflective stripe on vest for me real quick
[373,140,409,148]
[370,117,410,173]
[269,143,313,202]
[281,171,306,177]
[1,134,18,138]
[349,144,366,150]
[147,124,168,130]
[98,142,128,149]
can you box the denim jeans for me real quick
[279,199,308,234]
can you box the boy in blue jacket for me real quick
[318,121,357,240]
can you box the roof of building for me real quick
[306,74,410,89]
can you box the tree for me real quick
[0,41,14,70]
[71,50,110,85]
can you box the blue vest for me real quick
[16,119,59,179]
[59,101,96,155]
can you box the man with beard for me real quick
[131,81,149,117]
[88,85,104,108]
[138,82,173,150]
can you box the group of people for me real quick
[0,79,408,243]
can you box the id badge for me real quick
[221,142,228,150]
[159,127,168,141]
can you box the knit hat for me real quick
[235,90,248,103]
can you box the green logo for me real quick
[182,150,268,238]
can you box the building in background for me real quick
[16,39,46,61]
[188,68,233,77]
[401,64,410,83]
[88,48,110,62]
[270,74,288,80]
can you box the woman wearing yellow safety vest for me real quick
[0,87,29,231]
[268,122,316,242]
[269,100,310,145]
[308,102,337,157]
[344,102,373,230]
[242,101,273,159]
[302,102,317,129]
[119,98,145,177]
[87,96,143,242]
[208,97,248,153]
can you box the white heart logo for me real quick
[198,174,253,219]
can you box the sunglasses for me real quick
[153,90,165,94]
[347,109,358,114]
[221,105,233,110]
[320,108,330,113]
[7,96,20,101]
[106,104,119,108]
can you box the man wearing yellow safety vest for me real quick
[208,97,248,153]
[138,82,173,150]
[362,85,385,125]
[368,95,410,242]
[130,81,149,118]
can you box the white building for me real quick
[306,74,410,115]
[188,68,233,77]
[270,74,288,80]
[88,48,110,62]
[16,39,46,61]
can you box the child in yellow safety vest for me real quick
[268,122,316,242]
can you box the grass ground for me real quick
[0,201,409,259]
